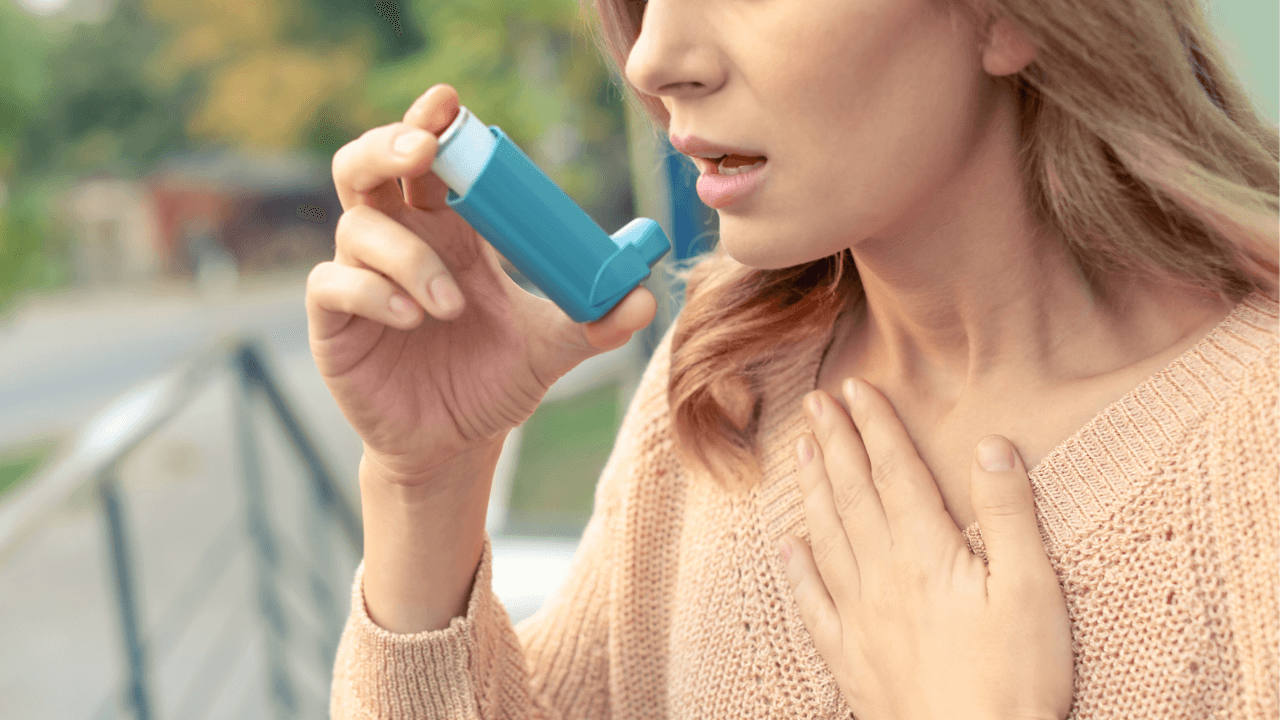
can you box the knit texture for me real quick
[331,291,1279,719]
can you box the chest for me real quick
[807,295,1236,533]
[658,472,1227,719]
[810,369,1159,532]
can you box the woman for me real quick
[313,0,1278,716]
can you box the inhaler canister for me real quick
[429,106,671,324]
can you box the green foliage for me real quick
[286,0,427,63]
[14,0,192,180]
[506,381,621,534]
[0,180,67,314]
[0,0,48,173]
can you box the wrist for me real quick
[357,447,498,633]
[359,435,508,495]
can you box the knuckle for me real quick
[406,243,440,282]
[809,535,838,569]
[351,268,384,299]
[331,141,352,179]
[833,479,871,519]
[815,426,836,447]
[306,261,332,290]
[869,453,900,488]
[335,206,370,242]
[332,269,372,311]
[974,496,1022,520]
[334,208,355,240]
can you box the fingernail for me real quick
[433,103,459,131]
[806,393,823,418]
[796,436,813,466]
[775,538,792,563]
[389,293,414,317]
[429,275,459,312]
[977,436,1015,472]
[393,129,429,156]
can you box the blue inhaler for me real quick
[430,106,670,324]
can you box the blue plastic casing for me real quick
[444,125,671,324]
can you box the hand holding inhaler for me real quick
[307,84,662,488]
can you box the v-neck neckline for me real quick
[754,290,1277,556]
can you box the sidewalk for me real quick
[0,272,638,717]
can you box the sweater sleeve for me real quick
[330,320,679,719]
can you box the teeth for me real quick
[717,157,766,176]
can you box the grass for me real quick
[504,381,622,537]
[0,438,60,500]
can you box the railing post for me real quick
[237,342,357,665]
[232,349,297,719]
[97,464,153,720]
[238,342,362,555]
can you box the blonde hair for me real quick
[582,0,1280,492]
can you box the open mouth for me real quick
[694,154,768,176]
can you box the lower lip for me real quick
[696,160,768,209]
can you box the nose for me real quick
[624,0,724,103]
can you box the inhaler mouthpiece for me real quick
[431,106,497,196]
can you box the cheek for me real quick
[765,146,888,253]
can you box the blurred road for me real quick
[0,272,616,718]
[0,273,312,450]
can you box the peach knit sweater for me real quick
[332,290,1279,719]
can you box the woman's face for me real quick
[625,0,1011,270]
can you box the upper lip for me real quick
[669,134,765,160]
[669,134,767,174]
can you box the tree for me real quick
[12,0,191,181]
[0,0,47,181]
[0,0,54,313]
[142,0,384,152]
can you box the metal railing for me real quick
[0,336,362,720]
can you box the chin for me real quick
[714,220,798,271]
[723,232,844,273]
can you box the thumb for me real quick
[580,284,657,352]
[970,435,1051,581]
[529,285,656,397]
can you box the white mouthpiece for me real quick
[430,106,497,197]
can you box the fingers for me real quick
[803,389,891,556]
[776,534,842,660]
[332,120,442,216]
[968,436,1054,585]
[840,378,957,545]
[400,84,461,211]
[306,261,424,341]
[794,431,864,604]
[334,204,465,320]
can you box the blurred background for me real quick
[0,0,1273,717]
